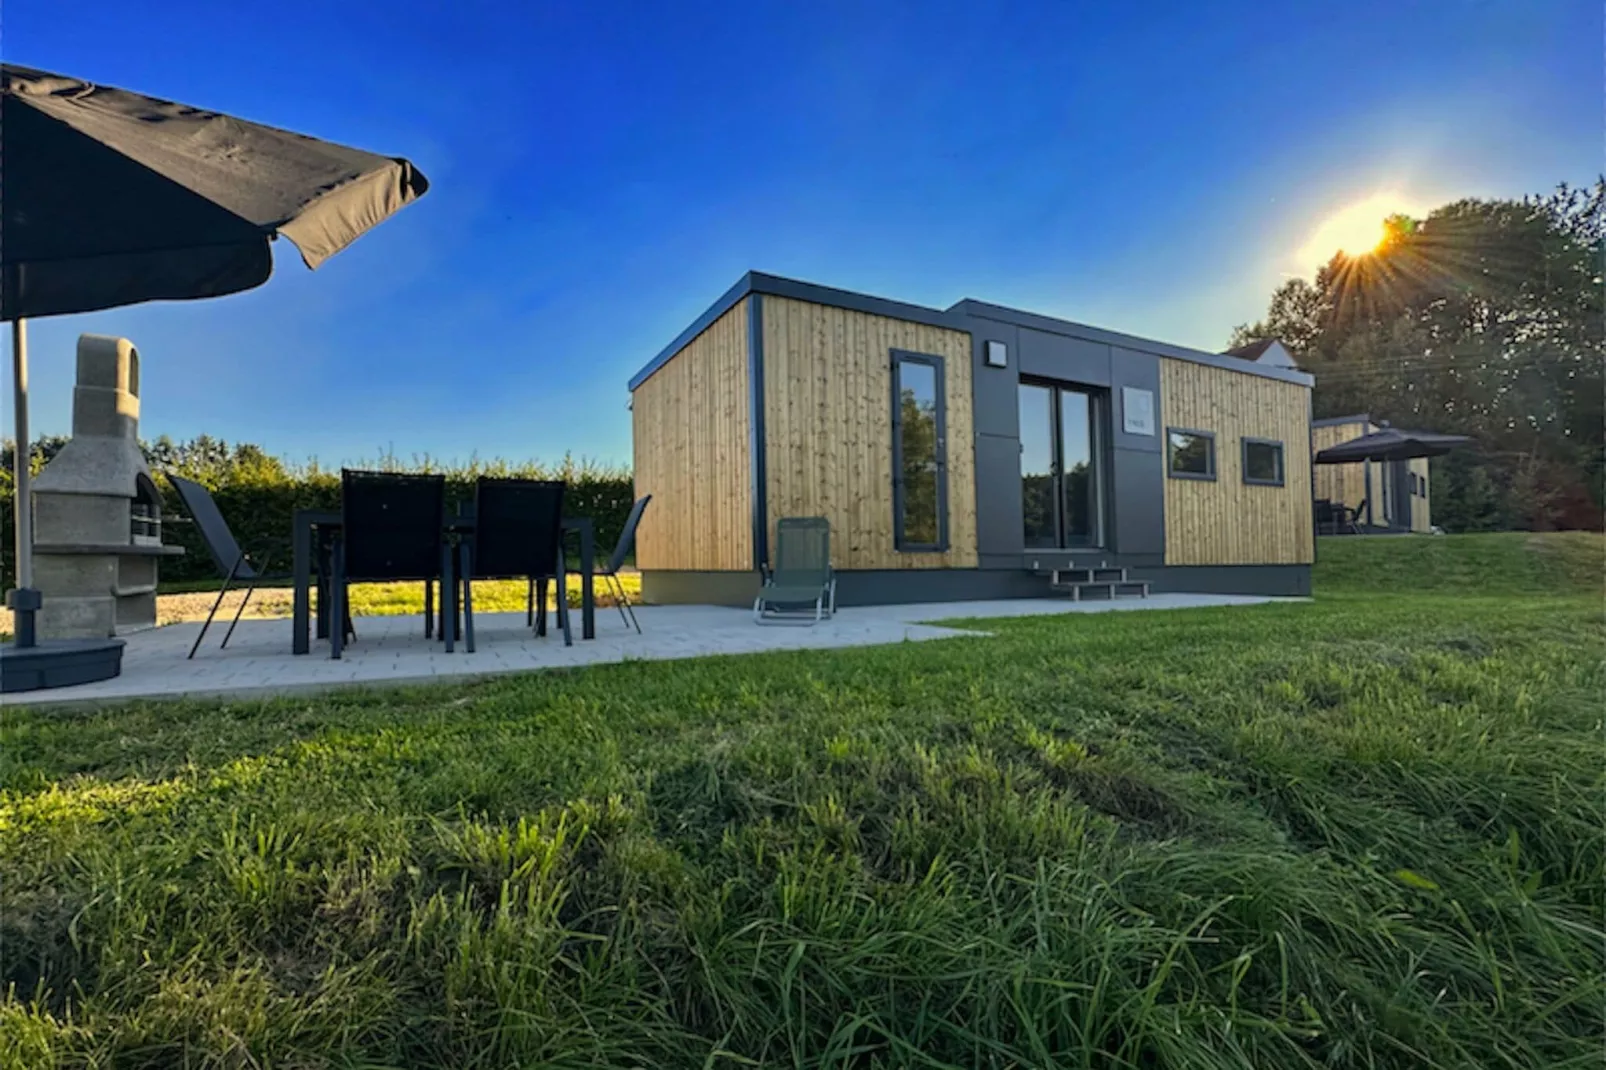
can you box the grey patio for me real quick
[7,594,1289,708]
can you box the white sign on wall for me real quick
[1121,386,1156,436]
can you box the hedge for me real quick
[0,442,635,588]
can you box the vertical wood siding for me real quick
[761,296,978,570]
[1161,359,1314,565]
[1409,456,1431,532]
[1311,421,1372,510]
[630,302,752,571]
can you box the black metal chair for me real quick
[330,470,449,659]
[462,478,571,652]
[592,494,650,633]
[168,474,300,659]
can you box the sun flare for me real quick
[1298,193,1411,267]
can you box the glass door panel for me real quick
[1060,389,1096,546]
[1019,384,1058,548]
[1019,382,1105,549]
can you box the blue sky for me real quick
[7,0,1598,467]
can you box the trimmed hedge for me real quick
[1,442,635,587]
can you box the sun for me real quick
[1298,193,1409,268]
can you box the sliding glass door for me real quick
[1019,382,1106,548]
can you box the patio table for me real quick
[290,510,596,654]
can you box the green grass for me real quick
[1315,530,1604,596]
[2,536,1602,1068]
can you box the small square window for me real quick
[1242,438,1285,486]
[985,340,1008,368]
[1167,428,1216,480]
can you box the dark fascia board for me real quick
[627,272,966,392]
[746,272,965,332]
[950,298,1316,388]
[627,273,755,392]
[1312,413,1372,427]
[629,272,1315,391]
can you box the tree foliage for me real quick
[1233,179,1606,532]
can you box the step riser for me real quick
[1048,580,1150,601]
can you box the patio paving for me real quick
[6,594,1288,708]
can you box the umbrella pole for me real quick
[9,317,38,648]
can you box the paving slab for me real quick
[3,594,1289,708]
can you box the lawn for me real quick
[2,575,642,638]
[2,534,1602,1068]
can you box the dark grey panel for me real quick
[1312,413,1371,427]
[836,569,1049,606]
[1017,328,1112,385]
[1133,564,1311,598]
[955,299,1315,387]
[1108,347,1163,454]
[974,433,1024,558]
[1109,446,1166,556]
[979,553,1027,571]
[642,570,761,607]
[968,321,1020,439]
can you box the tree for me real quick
[1232,177,1606,531]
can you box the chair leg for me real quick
[188,556,243,659]
[330,541,345,660]
[611,573,642,634]
[604,571,633,630]
[527,578,535,626]
[441,544,456,654]
[536,578,548,636]
[556,550,573,647]
[461,544,475,654]
[425,579,434,638]
[220,580,257,650]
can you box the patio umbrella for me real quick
[1314,427,1472,465]
[2,62,429,651]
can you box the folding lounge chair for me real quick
[754,517,836,624]
[168,474,299,658]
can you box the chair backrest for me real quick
[471,478,566,579]
[606,494,652,575]
[1313,499,1337,524]
[340,469,446,581]
[772,517,831,586]
[167,474,254,579]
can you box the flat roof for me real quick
[629,272,1316,391]
[1312,414,1372,427]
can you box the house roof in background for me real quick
[1225,339,1278,361]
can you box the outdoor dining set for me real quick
[170,471,651,660]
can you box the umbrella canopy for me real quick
[1314,427,1472,464]
[1,63,428,319]
[1,62,428,654]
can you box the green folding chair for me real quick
[754,517,836,624]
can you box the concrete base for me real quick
[643,564,1312,606]
[1,637,126,693]
[4,596,1296,708]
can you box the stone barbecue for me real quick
[30,335,182,639]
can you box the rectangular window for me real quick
[1166,428,1216,480]
[892,350,947,551]
[1241,438,1286,486]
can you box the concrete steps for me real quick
[1046,566,1149,602]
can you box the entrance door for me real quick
[1019,382,1105,548]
